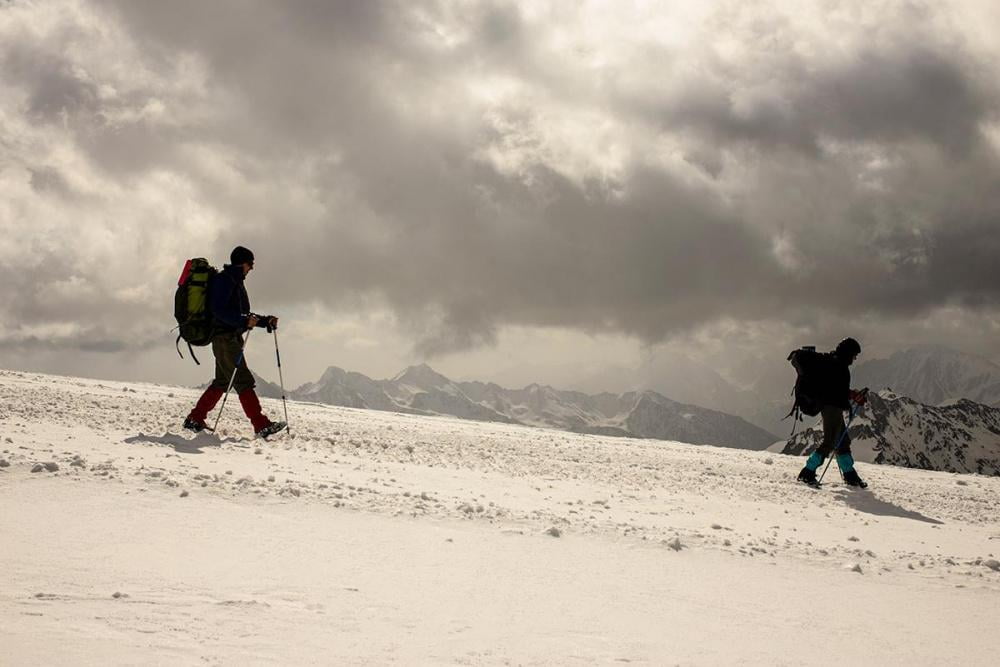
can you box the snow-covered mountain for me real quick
[287,364,777,450]
[774,390,1000,475]
[379,364,517,423]
[853,345,1000,407]
[295,366,410,413]
[622,391,777,450]
[638,351,807,438]
[457,381,626,433]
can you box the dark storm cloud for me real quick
[2,38,99,121]
[28,166,73,196]
[97,0,786,345]
[635,43,991,156]
[0,331,154,354]
[4,1,1000,359]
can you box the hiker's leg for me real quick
[805,405,844,471]
[188,386,224,423]
[238,389,271,431]
[210,334,241,390]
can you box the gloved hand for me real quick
[255,314,278,332]
[249,313,272,330]
[849,388,868,405]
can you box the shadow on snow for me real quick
[124,432,241,454]
[831,489,944,525]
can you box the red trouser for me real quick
[188,386,224,423]
[188,386,270,431]
[238,389,271,431]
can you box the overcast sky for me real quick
[2,0,999,395]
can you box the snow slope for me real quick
[2,369,1000,665]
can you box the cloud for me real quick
[2,0,999,371]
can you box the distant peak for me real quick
[631,389,664,407]
[319,366,348,382]
[392,363,451,387]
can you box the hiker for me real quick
[183,246,286,438]
[796,337,869,488]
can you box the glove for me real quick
[255,315,278,332]
[849,389,868,405]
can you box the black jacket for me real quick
[209,264,250,334]
[813,351,851,411]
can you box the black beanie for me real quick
[836,337,861,357]
[230,246,255,265]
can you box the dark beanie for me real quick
[836,337,861,357]
[230,246,255,265]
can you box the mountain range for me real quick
[772,390,1000,476]
[255,364,778,450]
[853,345,1000,407]
[246,345,1000,470]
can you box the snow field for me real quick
[2,369,1000,664]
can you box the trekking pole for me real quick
[818,388,869,484]
[272,328,291,435]
[212,328,252,433]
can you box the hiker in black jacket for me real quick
[797,337,869,488]
[184,246,286,438]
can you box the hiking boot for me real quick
[255,421,287,439]
[843,469,868,489]
[797,466,820,488]
[183,417,207,433]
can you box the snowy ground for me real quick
[2,369,1000,665]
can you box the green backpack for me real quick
[174,258,218,364]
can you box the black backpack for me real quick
[173,258,218,365]
[785,346,824,432]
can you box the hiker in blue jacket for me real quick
[184,246,286,438]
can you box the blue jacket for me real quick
[210,264,250,334]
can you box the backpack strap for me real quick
[786,406,801,437]
[175,334,202,365]
[782,385,803,436]
[187,341,201,366]
[782,384,799,420]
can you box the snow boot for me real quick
[797,466,821,488]
[842,469,868,489]
[256,421,287,439]
[183,417,208,432]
